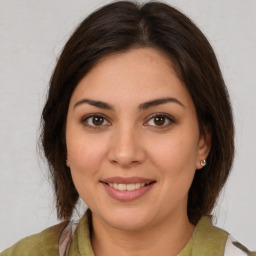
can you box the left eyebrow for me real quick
[138,97,185,110]
[73,99,114,110]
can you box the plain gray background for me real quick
[0,0,255,251]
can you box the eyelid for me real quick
[81,113,111,129]
[143,113,175,128]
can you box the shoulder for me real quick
[0,220,68,256]
[224,235,256,256]
[190,216,229,255]
[189,217,256,256]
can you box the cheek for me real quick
[67,138,106,204]
[66,130,112,182]
[148,133,199,173]
[68,141,105,175]
[148,131,199,198]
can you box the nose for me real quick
[107,126,146,168]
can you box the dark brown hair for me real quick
[41,1,234,224]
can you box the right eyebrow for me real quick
[73,99,114,110]
[138,97,185,110]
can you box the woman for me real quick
[1,1,255,255]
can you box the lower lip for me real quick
[102,182,155,202]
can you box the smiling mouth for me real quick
[101,181,155,191]
[100,177,156,201]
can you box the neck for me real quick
[91,212,195,256]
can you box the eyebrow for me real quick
[74,99,113,110]
[138,97,185,110]
[73,97,185,110]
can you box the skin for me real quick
[66,48,211,256]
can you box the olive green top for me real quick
[1,210,255,256]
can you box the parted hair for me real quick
[41,1,234,224]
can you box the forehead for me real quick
[70,47,192,108]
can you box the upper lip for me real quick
[101,176,155,184]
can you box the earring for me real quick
[66,159,70,167]
[200,159,207,167]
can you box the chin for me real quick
[108,217,151,232]
[101,207,156,232]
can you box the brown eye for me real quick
[82,114,110,128]
[92,116,104,126]
[154,116,166,126]
[145,114,174,128]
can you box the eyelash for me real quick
[144,113,175,129]
[81,113,175,130]
[81,113,111,130]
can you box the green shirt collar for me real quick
[69,210,228,256]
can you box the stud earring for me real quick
[200,159,207,167]
[66,159,70,167]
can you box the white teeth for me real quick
[135,183,141,189]
[108,183,147,191]
[118,184,126,191]
[127,184,136,191]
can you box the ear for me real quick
[196,125,211,170]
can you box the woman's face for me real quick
[66,48,210,231]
